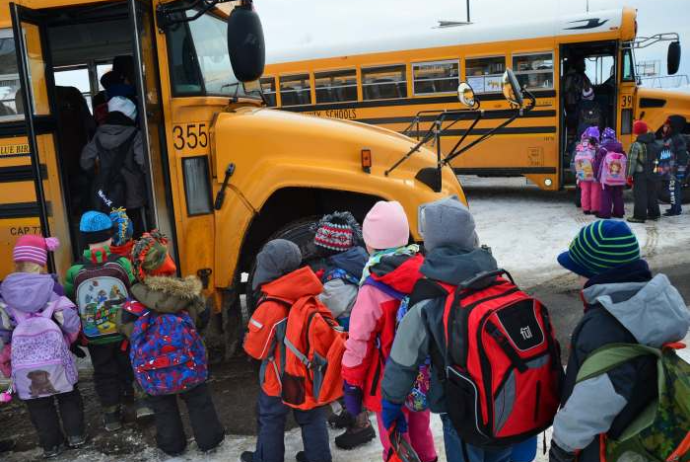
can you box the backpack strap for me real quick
[458,269,514,291]
[576,343,661,384]
[362,277,406,301]
[123,300,148,317]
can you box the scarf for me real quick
[359,244,419,285]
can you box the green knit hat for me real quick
[558,220,640,278]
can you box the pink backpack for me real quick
[600,150,627,186]
[10,302,78,400]
[574,141,597,182]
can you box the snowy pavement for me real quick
[4,177,690,462]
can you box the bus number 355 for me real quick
[172,123,209,150]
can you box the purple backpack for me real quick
[10,302,77,400]
[600,150,628,186]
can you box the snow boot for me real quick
[0,439,15,453]
[103,406,123,432]
[135,401,154,421]
[68,434,87,449]
[334,423,376,450]
[240,451,255,462]
[42,444,65,459]
[328,409,354,429]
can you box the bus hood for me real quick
[212,106,465,205]
[637,87,690,131]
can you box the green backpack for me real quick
[576,343,690,462]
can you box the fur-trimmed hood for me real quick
[131,275,204,314]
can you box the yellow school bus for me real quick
[0,0,501,352]
[264,8,690,191]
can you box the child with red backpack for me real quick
[0,236,85,458]
[64,211,142,431]
[242,239,341,462]
[121,230,224,456]
[574,126,601,215]
[342,201,437,462]
[381,197,561,462]
[595,128,628,219]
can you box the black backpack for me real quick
[91,130,137,212]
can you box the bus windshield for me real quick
[168,11,257,98]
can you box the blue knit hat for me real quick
[558,220,640,278]
[110,207,133,246]
[80,211,114,245]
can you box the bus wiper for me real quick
[157,0,233,29]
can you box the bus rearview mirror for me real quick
[457,82,476,108]
[667,41,681,75]
[227,2,266,82]
[502,69,524,107]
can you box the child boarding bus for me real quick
[0,0,529,354]
[263,7,690,193]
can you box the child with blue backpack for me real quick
[310,212,375,449]
[0,235,85,458]
[121,230,225,456]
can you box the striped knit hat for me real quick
[13,235,60,267]
[313,211,362,253]
[558,220,640,278]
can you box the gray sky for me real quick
[257,0,690,86]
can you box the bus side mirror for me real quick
[457,82,476,108]
[667,41,681,75]
[227,2,266,82]
[502,69,524,107]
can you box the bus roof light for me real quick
[361,148,372,173]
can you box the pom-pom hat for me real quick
[13,235,60,266]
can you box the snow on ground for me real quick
[4,177,690,462]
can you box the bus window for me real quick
[279,73,311,106]
[412,60,459,95]
[362,64,407,100]
[585,55,615,86]
[314,68,357,103]
[166,12,251,97]
[54,65,92,110]
[513,52,554,90]
[182,156,213,216]
[0,29,21,121]
[260,76,277,106]
[622,47,635,82]
[465,56,505,93]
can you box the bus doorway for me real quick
[10,0,173,263]
[560,41,618,183]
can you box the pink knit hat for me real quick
[362,201,409,250]
[13,235,60,266]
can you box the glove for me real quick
[70,343,87,359]
[549,440,576,462]
[381,399,407,433]
[343,381,363,417]
[626,176,634,188]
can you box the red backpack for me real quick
[437,269,563,447]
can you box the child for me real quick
[380,197,512,462]
[0,236,85,458]
[311,212,375,449]
[595,127,626,219]
[80,96,146,234]
[109,207,135,259]
[626,121,662,223]
[661,115,688,216]
[574,126,601,215]
[241,239,332,462]
[342,201,437,462]
[550,220,689,462]
[121,231,224,456]
[65,211,137,431]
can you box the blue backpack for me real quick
[125,301,207,396]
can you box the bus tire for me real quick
[657,180,690,204]
[245,216,320,315]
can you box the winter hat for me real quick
[362,201,409,251]
[110,207,133,247]
[313,211,362,253]
[582,126,600,141]
[602,127,617,141]
[420,196,478,253]
[558,220,640,278]
[252,239,302,290]
[80,211,114,245]
[107,96,137,121]
[132,230,176,281]
[632,120,648,136]
[582,86,595,101]
[13,235,60,266]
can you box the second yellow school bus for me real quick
[264,8,690,191]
